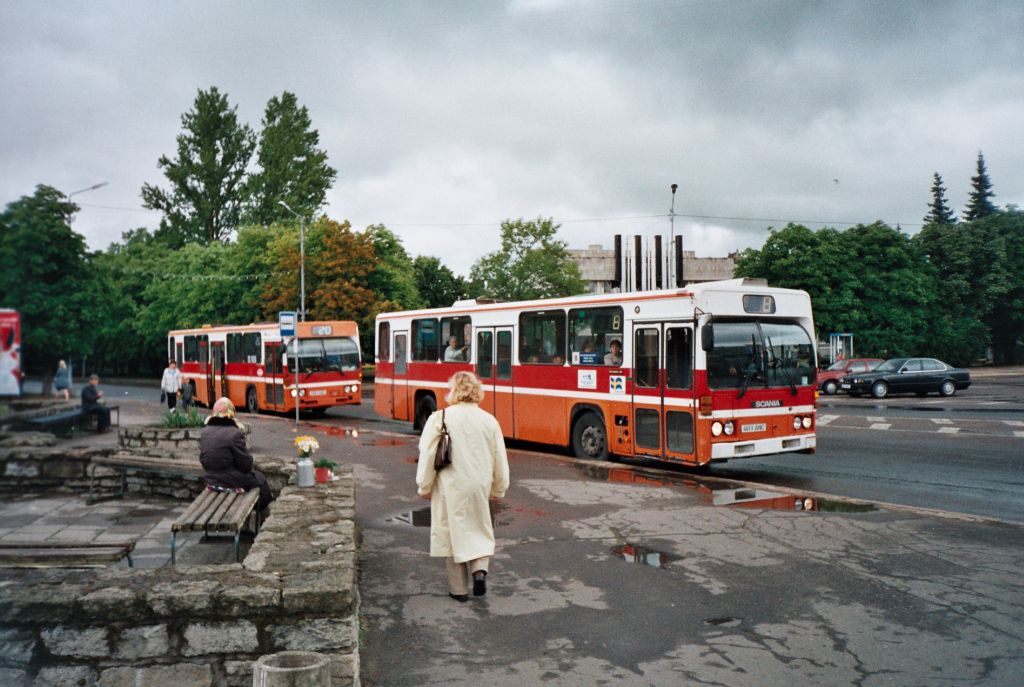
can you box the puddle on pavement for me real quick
[385,501,511,528]
[576,463,877,514]
[362,437,412,447]
[313,425,362,440]
[610,543,679,569]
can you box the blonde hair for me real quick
[445,371,484,405]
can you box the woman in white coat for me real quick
[417,371,510,602]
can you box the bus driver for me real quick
[444,336,468,362]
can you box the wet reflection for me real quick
[610,543,677,569]
[576,463,878,514]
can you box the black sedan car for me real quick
[840,357,971,399]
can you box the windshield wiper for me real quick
[766,335,797,396]
[736,334,761,400]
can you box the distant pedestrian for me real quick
[81,374,111,433]
[53,360,71,400]
[180,379,193,412]
[160,359,182,411]
[416,371,510,602]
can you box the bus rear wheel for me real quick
[572,412,609,461]
[414,396,436,433]
[246,386,259,414]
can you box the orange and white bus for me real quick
[169,320,362,416]
[374,279,817,467]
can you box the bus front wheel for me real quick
[414,396,436,433]
[572,412,609,461]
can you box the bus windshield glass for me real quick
[706,320,815,390]
[287,337,360,374]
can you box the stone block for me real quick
[222,660,253,687]
[330,653,358,687]
[41,460,86,479]
[147,579,219,616]
[32,665,96,686]
[215,584,281,616]
[114,624,169,660]
[281,566,355,615]
[79,586,141,620]
[4,461,39,478]
[183,620,258,656]
[40,626,109,658]
[98,663,212,687]
[0,627,36,666]
[2,583,84,624]
[0,667,29,687]
[268,618,355,651]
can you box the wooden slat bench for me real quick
[0,540,136,568]
[170,487,261,565]
[26,405,120,438]
[89,453,203,502]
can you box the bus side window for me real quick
[568,306,623,366]
[378,322,390,362]
[497,330,512,380]
[412,318,439,361]
[666,327,692,389]
[519,310,566,365]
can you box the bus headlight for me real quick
[711,422,723,437]
[802,417,813,429]
[723,421,735,436]
[793,417,802,430]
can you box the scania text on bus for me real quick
[373,279,817,467]
[168,320,361,416]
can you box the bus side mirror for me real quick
[701,325,714,351]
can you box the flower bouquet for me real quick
[294,435,320,459]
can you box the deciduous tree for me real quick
[413,255,466,308]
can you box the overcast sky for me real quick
[2,0,1021,275]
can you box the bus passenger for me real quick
[444,336,467,362]
[604,340,623,366]
[416,372,510,602]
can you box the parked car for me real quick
[840,357,971,399]
[818,358,884,395]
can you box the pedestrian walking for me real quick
[160,359,182,411]
[53,360,71,400]
[416,371,510,602]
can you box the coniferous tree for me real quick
[962,151,998,221]
[243,92,337,226]
[141,87,256,246]
[923,172,956,225]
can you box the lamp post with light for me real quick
[66,182,108,385]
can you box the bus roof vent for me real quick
[740,278,768,286]
[452,298,504,307]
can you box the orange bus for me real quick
[374,279,817,467]
[169,320,362,416]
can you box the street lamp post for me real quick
[67,182,109,227]
[278,201,306,428]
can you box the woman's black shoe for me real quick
[472,572,487,597]
[449,593,469,603]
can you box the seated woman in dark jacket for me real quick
[199,397,273,513]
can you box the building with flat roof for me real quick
[567,244,737,294]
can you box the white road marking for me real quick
[869,423,891,430]
[1004,421,1024,427]
[867,416,886,423]
[816,415,839,426]
[937,427,961,434]
[931,418,953,425]
[1015,432,1024,439]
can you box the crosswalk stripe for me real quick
[867,416,886,423]
[816,415,838,426]
[931,418,953,425]
[1015,432,1024,439]
[1005,421,1024,427]
[937,427,961,434]
[869,423,891,430]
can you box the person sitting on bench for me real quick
[199,397,273,515]
[81,374,112,433]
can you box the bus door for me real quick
[392,332,410,421]
[630,323,697,464]
[210,341,227,400]
[475,327,514,435]
[264,342,284,410]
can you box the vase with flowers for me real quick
[293,435,320,488]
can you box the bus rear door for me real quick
[630,323,698,465]
[210,341,227,400]
[475,327,514,435]
[392,331,410,421]
[264,342,284,410]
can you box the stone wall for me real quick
[0,467,359,687]
[0,432,112,494]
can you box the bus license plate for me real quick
[741,423,766,433]
[310,390,327,396]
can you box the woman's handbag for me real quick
[160,390,166,404]
[434,409,452,471]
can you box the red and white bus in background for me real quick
[169,320,362,415]
[374,279,817,467]
[0,309,21,397]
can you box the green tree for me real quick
[141,86,256,246]
[0,185,106,382]
[923,172,956,225]
[364,225,423,310]
[413,255,467,308]
[242,91,337,226]
[963,151,998,221]
[468,217,586,300]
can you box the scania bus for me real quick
[169,320,362,415]
[374,279,817,467]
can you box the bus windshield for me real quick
[706,320,815,390]
[287,337,360,374]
